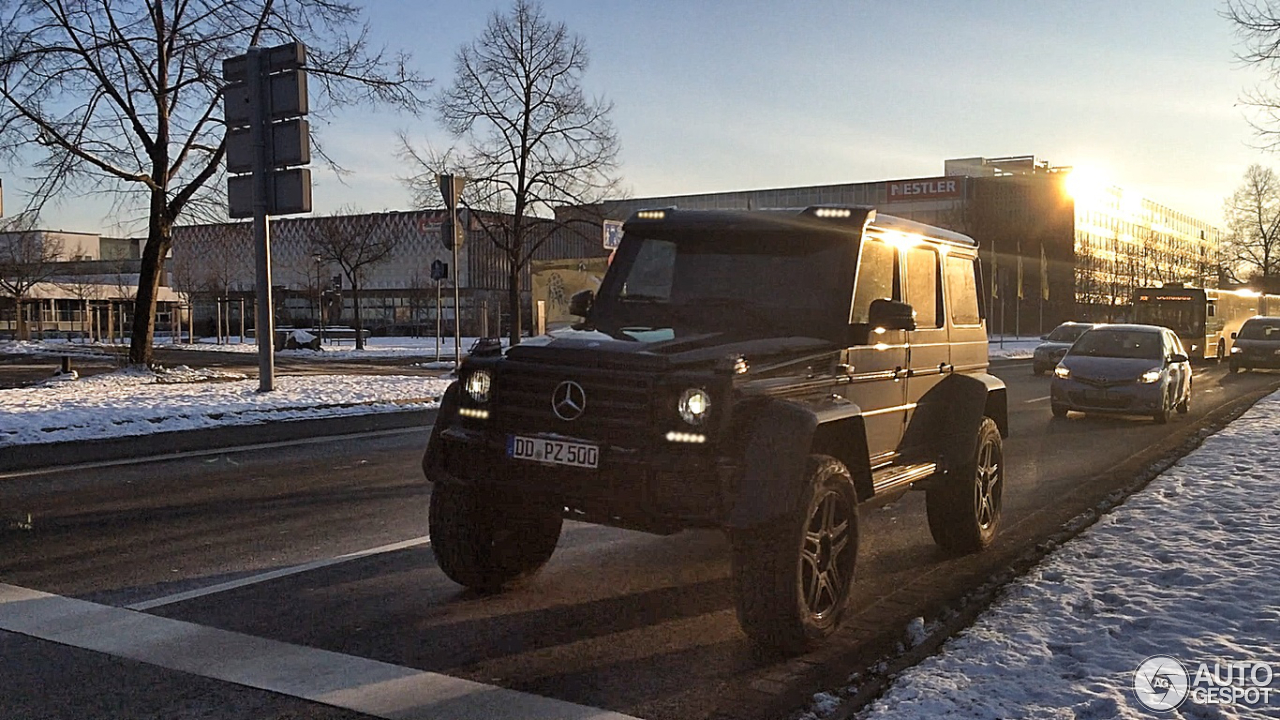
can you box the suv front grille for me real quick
[493,362,654,447]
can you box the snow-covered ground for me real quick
[837,391,1280,720]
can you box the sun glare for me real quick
[1064,166,1108,201]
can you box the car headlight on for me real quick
[1053,365,1071,379]
[1231,346,1243,354]
[465,369,492,403]
[1139,367,1162,384]
[678,388,711,426]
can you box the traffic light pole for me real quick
[248,47,275,392]
[452,205,462,369]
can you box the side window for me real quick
[904,246,941,328]
[946,255,981,325]
[851,239,897,324]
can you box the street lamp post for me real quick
[313,254,325,344]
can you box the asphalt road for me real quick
[3,361,1279,720]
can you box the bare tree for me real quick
[1224,1,1280,150]
[1222,164,1280,283]
[399,0,620,346]
[0,0,429,365]
[310,210,398,349]
[0,213,63,339]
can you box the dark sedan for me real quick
[1032,321,1097,375]
[1229,315,1280,373]
[1050,324,1192,423]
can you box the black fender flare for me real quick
[901,372,1007,473]
[727,398,867,529]
[422,381,462,483]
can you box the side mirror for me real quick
[568,289,594,317]
[1169,353,1189,364]
[1040,334,1049,341]
[1230,332,1238,340]
[867,298,916,332]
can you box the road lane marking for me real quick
[0,426,427,481]
[1024,396,1050,404]
[0,583,638,720]
[128,536,431,611]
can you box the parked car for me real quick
[1032,321,1097,375]
[1229,315,1280,373]
[1050,324,1191,423]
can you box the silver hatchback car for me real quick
[1050,324,1192,424]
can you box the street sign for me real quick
[226,118,310,173]
[223,71,309,127]
[438,174,466,211]
[603,219,623,249]
[227,168,312,218]
[222,41,311,219]
[430,259,449,280]
[221,41,306,82]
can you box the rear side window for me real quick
[851,239,897,323]
[904,246,942,328]
[946,255,981,325]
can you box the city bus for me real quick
[1132,284,1280,361]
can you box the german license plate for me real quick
[508,436,599,469]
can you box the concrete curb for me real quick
[0,408,438,474]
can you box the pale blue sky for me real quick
[4,0,1268,234]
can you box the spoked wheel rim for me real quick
[800,489,854,621]
[972,436,1003,532]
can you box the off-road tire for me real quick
[1051,403,1068,419]
[428,482,563,593]
[926,417,1003,553]
[730,455,858,654]
[1176,381,1190,414]
[1217,340,1226,362]
[1230,361,1240,374]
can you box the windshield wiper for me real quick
[619,293,669,303]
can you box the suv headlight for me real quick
[1231,346,1243,354]
[465,369,492,403]
[1053,365,1071,379]
[678,387,711,426]
[1139,367,1162,384]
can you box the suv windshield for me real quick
[1238,319,1280,340]
[1071,329,1162,359]
[595,232,851,340]
[1046,324,1090,343]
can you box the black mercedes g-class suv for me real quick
[423,205,1008,652]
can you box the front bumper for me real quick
[428,425,740,530]
[1050,378,1164,414]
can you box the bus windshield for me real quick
[1132,293,1204,338]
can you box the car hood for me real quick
[506,326,839,373]
[1060,355,1163,381]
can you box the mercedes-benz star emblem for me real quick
[552,380,587,421]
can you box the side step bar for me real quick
[871,462,938,495]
